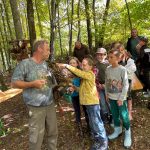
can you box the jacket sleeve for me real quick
[105,69,108,95]
[118,68,129,101]
[125,58,137,74]
[85,46,90,55]
[126,38,131,53]
[73,48,76,57]
[66,65,93,80]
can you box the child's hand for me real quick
[117,100,123,106]
[69,86,75,92]
[56,63,67,69]
[105,95,109,102]
[96,83,103,90]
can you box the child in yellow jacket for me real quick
[57,57,108,150]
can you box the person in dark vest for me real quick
[137,36,150,96]
[126,28,142,61]
[73,41,90,62]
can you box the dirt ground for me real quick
[0,92,150,150]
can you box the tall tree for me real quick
[26,0,36,52]
[35,0,44,38]
[0,43,6,71]
[84,0,92,51]
[92,0,98,48]
[9,0,23,39]
[98,0,110,47]
[66,0,70,56]
[2,0,13,40]
[0,26,9,69]
[68,0,74,54]
[77,0,81,41]
[0,3,10,65]
[57,3,63,56]
[47,0,56,61]
[125,0,132,30]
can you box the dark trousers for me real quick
[72,96,89,126]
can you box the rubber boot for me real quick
[128,100,133,120]
[124,128,132,148]
[108,127,122,140]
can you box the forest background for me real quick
[0,0,150,71]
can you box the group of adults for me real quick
[11,28,150,150]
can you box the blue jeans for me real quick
[85,105,107,141]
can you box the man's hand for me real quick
[32,79,46,89]
[11,80,46,89]
[117,100,123,106]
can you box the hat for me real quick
[96,48,107,54]
[140,36,148,43]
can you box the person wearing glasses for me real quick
[95,48,111,124]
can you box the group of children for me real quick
[57,42,137,150]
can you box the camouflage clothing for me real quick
[11,58,56,106]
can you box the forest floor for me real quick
[0,91,150,150]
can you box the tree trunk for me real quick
[0,43,6,71]
[0,72,8,91]
[57,3,63,56]
[98,0,110,47]
[47,0,56,61]
[0,2,10,63]
[69,0,74,55]
[35,0,43,38]
[125,0,132,30]
[0,27,9,69]
[9,0,23,39]
[92,0,98,48]
[84,0,92,51]
[66,0,70,56]
[77,0,81,41]
[26,0,36,54]
[50,0,56,61]
[2,0,13,40]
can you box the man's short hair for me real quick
[32,40,49,53]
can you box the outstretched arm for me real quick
[57,63,93,80]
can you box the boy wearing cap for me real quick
[95,48,111,123]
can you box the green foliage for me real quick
[0,119,7,137]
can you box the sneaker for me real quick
[90,139,108,150]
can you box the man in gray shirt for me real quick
[11,40,58,150]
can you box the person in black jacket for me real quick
[140,45,150,94]
[73,41,90,62]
